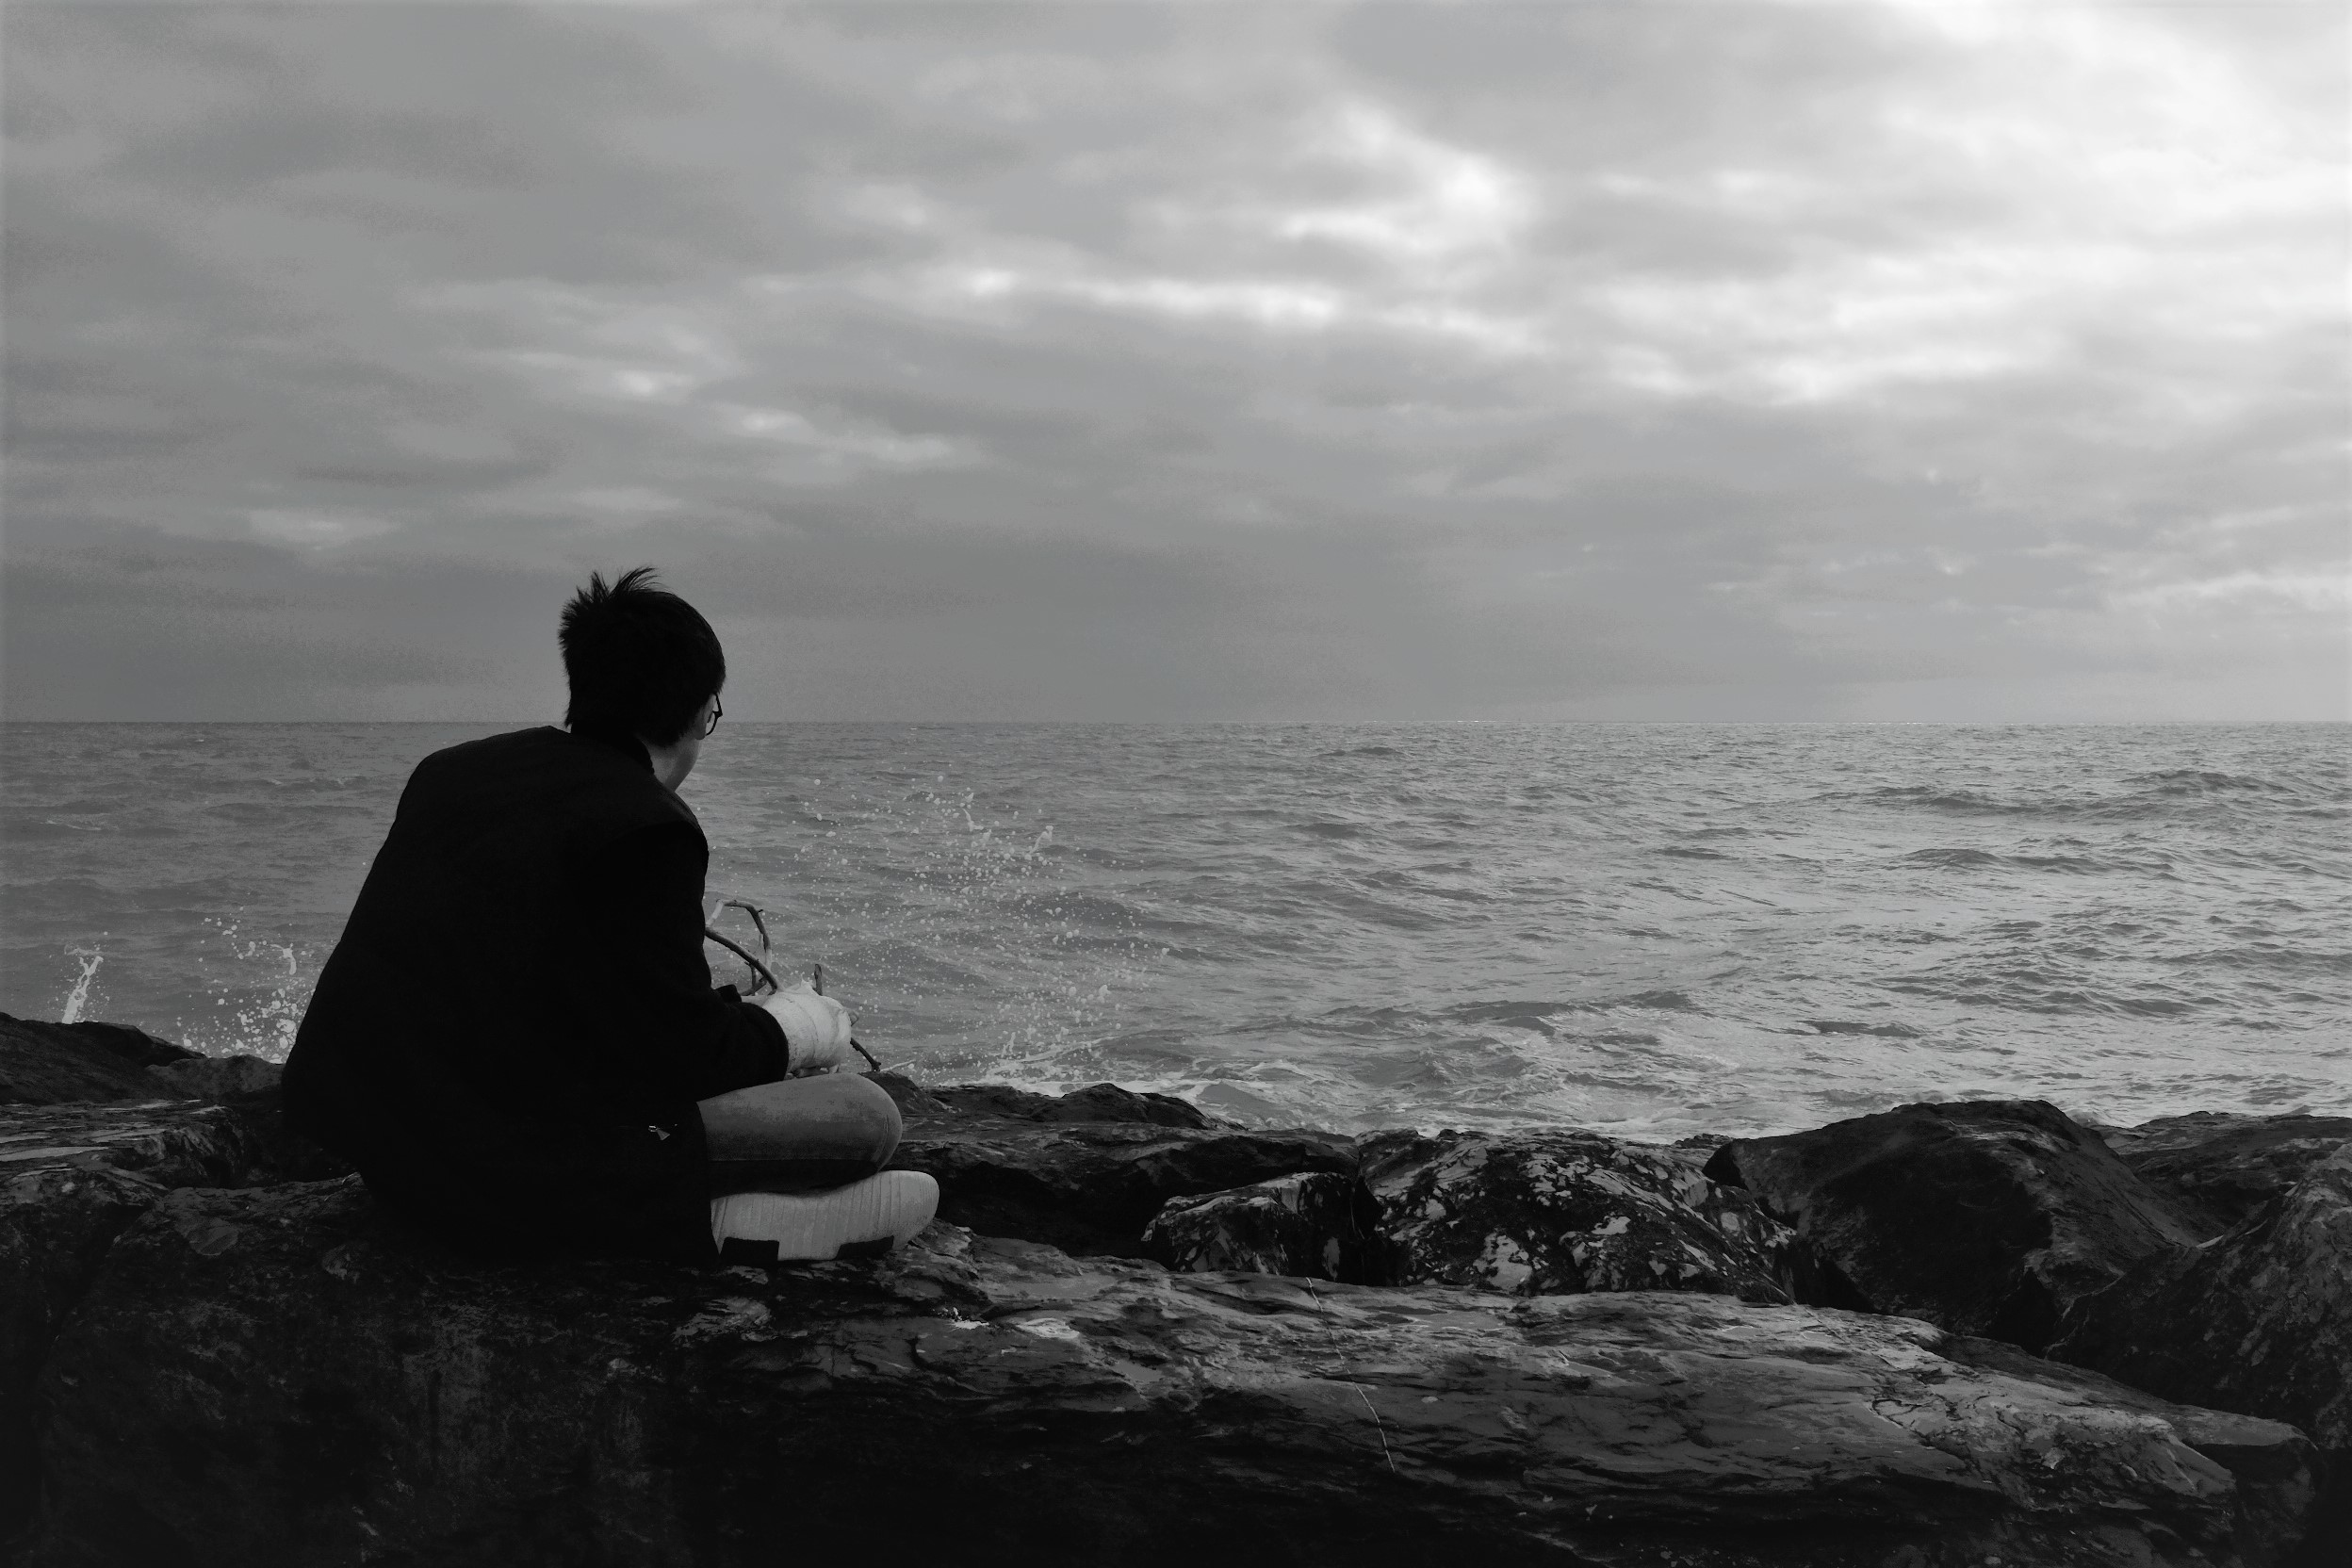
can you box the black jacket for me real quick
[284,726,788,1262]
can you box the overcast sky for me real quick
[5,1,2345,722]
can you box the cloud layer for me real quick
[7,1,2344,720]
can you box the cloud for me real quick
[2,0,2342,721]
[2,525,568,719]
[246,509,400,549]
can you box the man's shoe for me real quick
[710,1170,939,1263]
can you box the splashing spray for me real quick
[59,945,104,1024]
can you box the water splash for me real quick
[188,918,316,1061]
[708,776,1169,1092]
[58,945,105,1023]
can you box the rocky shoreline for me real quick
[3,1011,2345,1566]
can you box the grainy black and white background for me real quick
[3,3,2345,1135]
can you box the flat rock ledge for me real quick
[28,1178,2315,1568]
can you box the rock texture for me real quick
[1706,1100,2210,1350]
[2094,1112,2352,1234]
[0,1097,306,1545]
[4,1019,2338,1567]
[148,1053,286,1105]
[883,1079,1356,1258]
[2055,1148,2352,1559]
[27,1177,2319,1568]
[0,1016,197,1107]
[1368,1129,1801,1303]
[921,1080,1226,1129]
[1141,1171,1389,1283]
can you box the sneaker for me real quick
[710,1170,939,1263]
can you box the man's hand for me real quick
[760,986,857,1075]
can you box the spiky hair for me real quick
[558,566,725,746]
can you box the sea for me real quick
[3,722,2344,1140]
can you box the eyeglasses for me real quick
[702,696,723,739]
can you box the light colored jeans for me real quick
[696,1073,904,1194]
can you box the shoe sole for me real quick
[713,1170,939,1263]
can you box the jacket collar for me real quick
[569,725,653,773]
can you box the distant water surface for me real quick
[3,722,2344,1138]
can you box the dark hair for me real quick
[559,566,725,745]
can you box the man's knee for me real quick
[699,1072,901,1169]
[835,1073,904,1163]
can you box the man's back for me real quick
[286,725,784,1260]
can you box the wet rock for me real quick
[0,1015,196,1107]
[1938,1335,2322,1568]
[868,1072,1228,1130]
[2055,1148,2352,1559]
[1141,1171,1390,1282]
[2094,1111,2352,1234]
[862,1070,952,1117]
[1706,1099,2210,1350]
[890,1101,1356,1258]
[1365,1129,1801,1303]
[923,1080,1223,1129]
[872,1076,1348,1257]
[25,1178,2318,1568]
[0,1100,280,1192]
[148,1054,283,1105]
[0,1167,164,1551]
[0,1098,287,1545]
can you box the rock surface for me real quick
[882,1079,1356,1258]
[148,1053,285,1105]
[923,1079,1225,1129]
[1141,1171,1389,1283]
[0,1097,304,1546]
[1706,1099,2210,1350]
[2055,1148,2352,1559]
[2094,1112,2352,1234]
[4,1021,2339,1567]
[1365,1129,1801,1303]
[27,1177,2319,1568]
[0,1016,197,1107]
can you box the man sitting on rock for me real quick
[285,566,938,1266]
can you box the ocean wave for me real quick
[2009,853,2135,874]
[1844,768,2342,825]
[2180,945,2352,974]
[8,819,110,841]
[1803,1019,1924,1038]
[1279,989,1707,1044]
[1854,785,2046,815]
[1885,969,2212,1019]
[1903,847,2000,867]
[2127,768,2295,794]
[1598,988,1702,1014]
[1898,846,2169,876]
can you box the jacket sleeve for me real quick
[580,819,792,1105]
